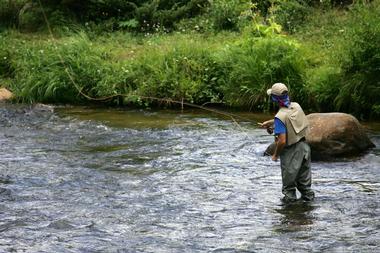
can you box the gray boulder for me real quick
[265,113,375,160]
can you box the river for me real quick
[0,104,379,252]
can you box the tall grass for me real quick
[7,33,126,103]
[297,0,380,118]
[116,33,237,105]
[120,37,227,104]
[334,2,380,118]
[3,32,232,105]
[1,0,379,119]
[222,19,308,111]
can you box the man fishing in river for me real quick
[259,83,315,203]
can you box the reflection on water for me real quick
[0,104,379,252]
[273,201,316,233]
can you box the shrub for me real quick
[119,35,227,105]
[0,0,27,29]
[174,15,214,33]
[16,0,209,33]
[134,0,208,32]
[0,35,14,78]
[334,1,380,118]
[270,0,311,33]
[9,33,126,103]
[306,65,342,112]
[222,21,308,110]
[208,0,252,31]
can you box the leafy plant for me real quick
[269,0,311,33]
[119,35,227,105]
[222,18,307,110]
[208,0,252,31]
[8,33,126,103]
[333,1,380,118]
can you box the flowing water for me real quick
[0,104,379,253]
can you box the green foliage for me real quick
[134,0,208,32]
[0,0,209,33]
[174,15,214,33]
[208,0,252,31]
[297,0,380,119]
[7,33,126,103]
[118,19,139,30]
[119,35,227,104]
[3,31,230,105]
[0,52,13,78]
[1,0,379,119]
[0,37,13,78]
[223,33,307,110]
[270,0,311,33]
[334,1,380,118]
[18,2,47,32]
[244,16,282,37]
[306,65,341,112]
[0,0,27,29]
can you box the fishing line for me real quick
[36,0,261,134]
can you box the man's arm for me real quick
[273,133,286,161]
[258,119,274,134]
[258,119,274,128]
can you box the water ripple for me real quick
[0,105,379,252]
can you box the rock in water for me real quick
[264,113,376,160]
[306,113,375,159]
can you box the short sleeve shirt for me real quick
[274,117,286,135]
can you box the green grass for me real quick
[1,1,379,119]
[293,1,380,118]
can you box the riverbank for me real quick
[1,1,379,119]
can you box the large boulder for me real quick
[265,113,376,160]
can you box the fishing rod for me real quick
[36,0,263,131]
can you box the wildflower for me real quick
[3,57,7,60]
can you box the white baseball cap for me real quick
[267,83,288,96]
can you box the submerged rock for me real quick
[264,113,376,160]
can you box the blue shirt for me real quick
[274,117,286,135]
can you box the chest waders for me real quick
[280,140,314,201]
[276,102,315,202]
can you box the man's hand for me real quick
[258,119,274,134]
[272,155,278,161]
[258,119,274,129]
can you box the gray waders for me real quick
[280,140,315,202]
